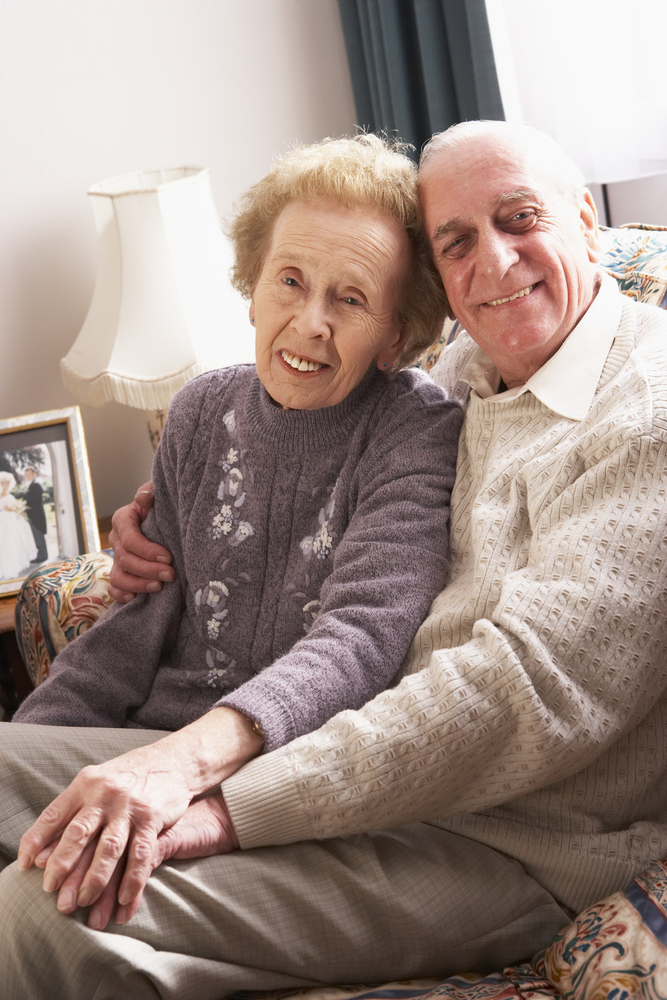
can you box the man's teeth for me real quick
[281,350,325,371]
[487,284,535,307]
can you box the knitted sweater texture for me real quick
[15,365,461,752]
[223,296,667,913]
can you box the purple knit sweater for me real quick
[15,365,462,751]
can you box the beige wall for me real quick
[0,0,356,518]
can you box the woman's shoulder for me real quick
[380,366,460,414]
[173,364,256,409]
[362,368,462,454]
[160,365,256,454]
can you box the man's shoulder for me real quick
[620,297,667,377]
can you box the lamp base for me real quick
[146,409,167,450]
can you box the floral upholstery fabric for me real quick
[15,550,113,688]
[419,223,667,372]
[533,858,667,999]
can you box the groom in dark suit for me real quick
[23,467,48,562]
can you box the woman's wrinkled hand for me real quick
[17,740,193,918]
[108,481,175,602]
[16,708,260,929]
[42,793,239,930]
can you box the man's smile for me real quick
[485,284,537,307]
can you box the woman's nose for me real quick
[294,295,332,339]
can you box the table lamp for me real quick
[61,166,253,446]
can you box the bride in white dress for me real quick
[0,471,37,580]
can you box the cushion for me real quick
[15,551,114,687]
[534,858,667,999]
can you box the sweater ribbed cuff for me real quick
[222,751,312,849]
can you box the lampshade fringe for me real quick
[59,357,222,411]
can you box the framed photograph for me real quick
[0,406,100,597]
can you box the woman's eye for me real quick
[283,276,299,287]
[343,296,361,306]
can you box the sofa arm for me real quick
[15,551,114,689]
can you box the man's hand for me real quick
[16,708,261,927]
[108,482,175,601]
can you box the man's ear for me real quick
[581,189,602,264]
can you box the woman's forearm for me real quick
[145,705,264,793]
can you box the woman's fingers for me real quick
[55,839,98,914]
[34,836,60,869]
[87,855,128,930]
[73,817,132,907]
[17,786,87,871]
[53,838,127,931]
[102,823,159,909]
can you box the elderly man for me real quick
[2,122,667,999]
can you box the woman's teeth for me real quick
[281,350,325,371]
[487,284,535,306]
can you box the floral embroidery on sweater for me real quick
[299,480,338,561]
[211,411,253,543]
[293,479,339,633]
[200,409,256,687]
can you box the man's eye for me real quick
[443,235,469,257]
[507,209,536,227]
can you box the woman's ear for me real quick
[377,324,408,370]
[249,302,256,326]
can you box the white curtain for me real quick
[487,0,667,184]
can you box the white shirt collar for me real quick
[460,271,623,420]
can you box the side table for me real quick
[0,517,112,717]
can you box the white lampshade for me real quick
[61,166,253,411]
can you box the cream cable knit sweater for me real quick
[223,295,667,914]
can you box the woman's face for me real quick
[251,198,410,410]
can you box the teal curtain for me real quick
[337,0,504,159]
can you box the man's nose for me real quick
[294,295,332,339]
[476,230,519,277]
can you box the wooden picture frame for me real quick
[0,406,99,597]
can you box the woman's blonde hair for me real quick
[227,133,449,371]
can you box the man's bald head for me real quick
[420,121,587,210]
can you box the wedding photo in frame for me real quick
[0,406,99,597]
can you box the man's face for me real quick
[24,469,34,482]
[419,135,600,384]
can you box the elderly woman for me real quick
[9,134,462,944]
